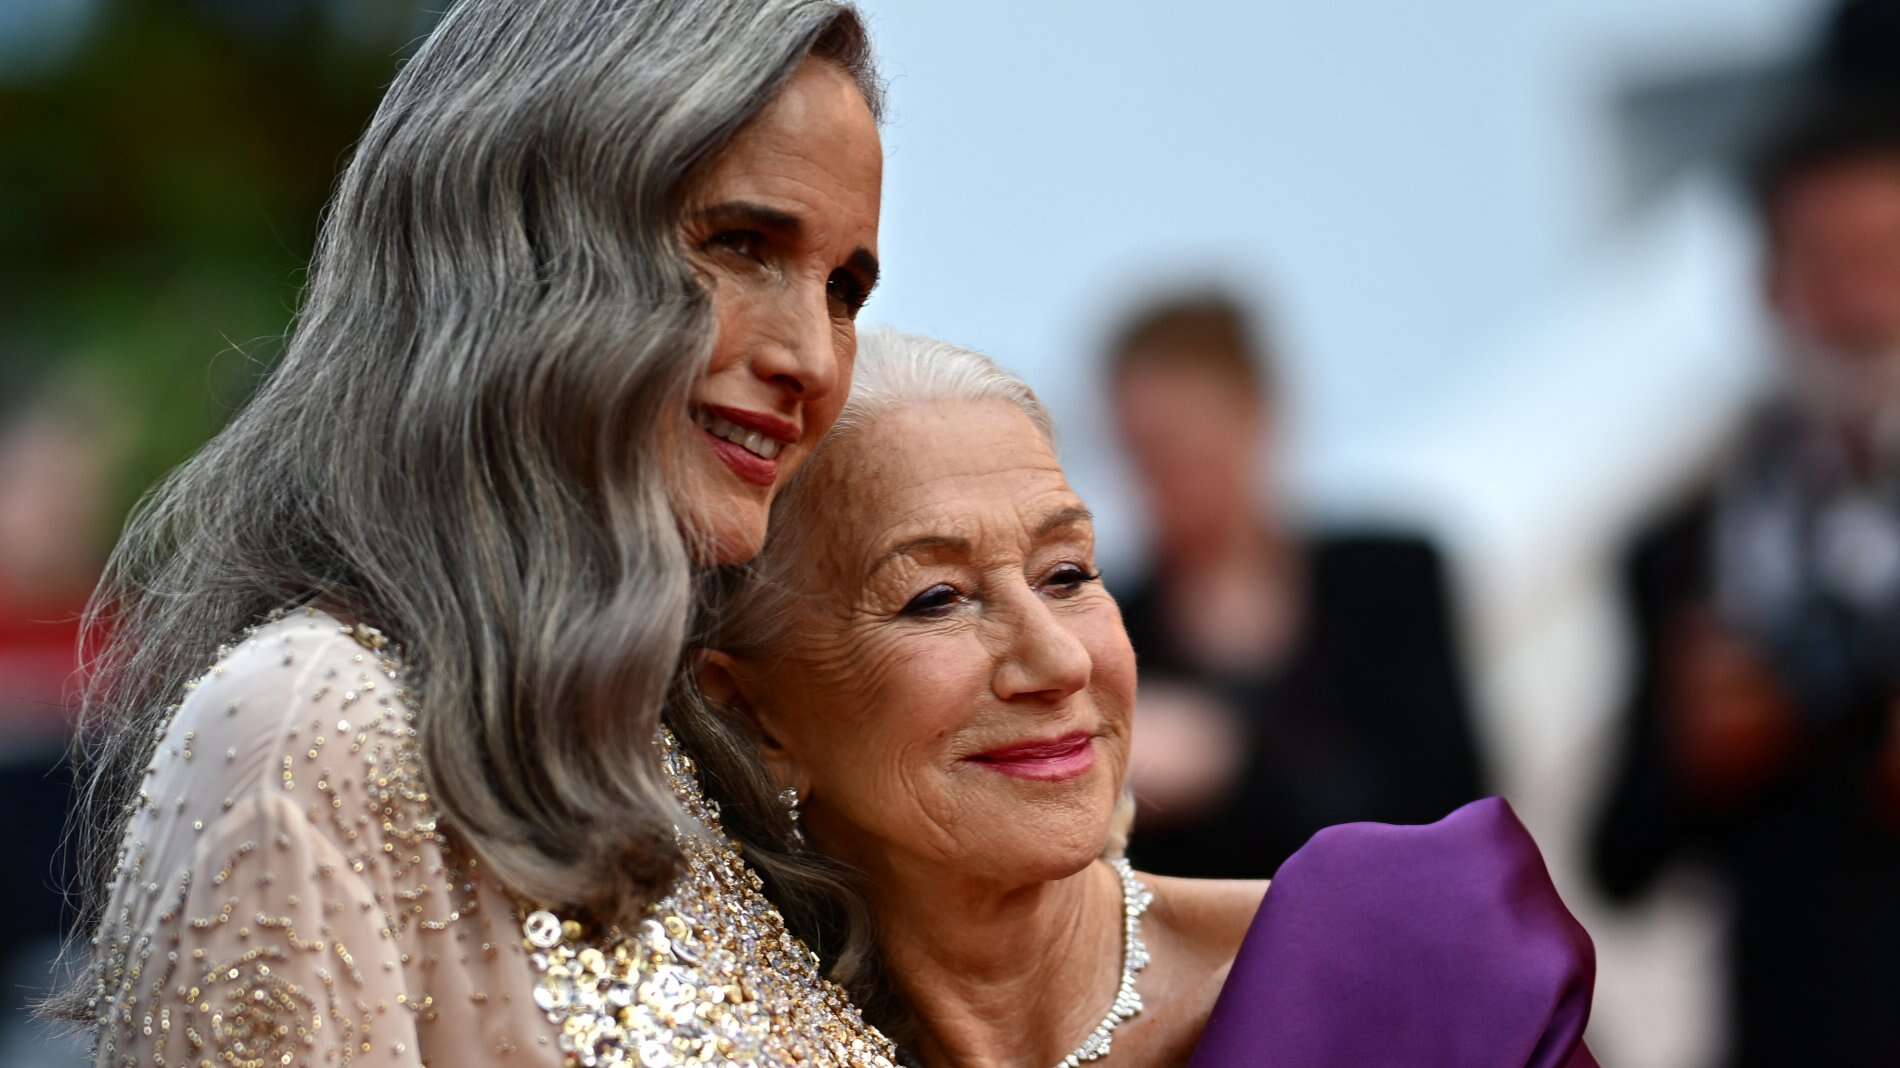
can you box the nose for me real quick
[748,281,844,401]
[992,587,1093,706]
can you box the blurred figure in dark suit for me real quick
[1590,96,1900,1066]
[1105,290,1488,880]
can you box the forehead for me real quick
[692,59,882,233]
[1779,159,1900,227]
[806,400,1077,559]
[1115,360,1255,406]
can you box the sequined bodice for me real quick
[87,610,894,1068]
[520,732,895,1068]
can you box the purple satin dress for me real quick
[1189,798,1598,1067]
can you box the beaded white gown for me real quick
[88,608,896,1068]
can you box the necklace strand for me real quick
[1052,857,1154,1068]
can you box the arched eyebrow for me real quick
[1034,506,1094,540]
[866,507,1092,580]
[691,199,801,236]
[690,199,880,293]
[868,534,970,580]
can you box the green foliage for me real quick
[0,0,435,511]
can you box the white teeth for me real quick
[696,410,783,461]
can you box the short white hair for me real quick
[739,327,1060,640]
[828,327,1054,447]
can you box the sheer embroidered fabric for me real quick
[88,609,896,1067]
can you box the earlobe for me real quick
[694,649,809,796]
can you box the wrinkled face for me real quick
[1770,157,1900,383]
[1112,360,1265,552]
[721,400,1137,885]
[673,56,883,565]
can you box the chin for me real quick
[682,499,768,567]
[700,519,767,567]
[667,447,779,566]
[980,813,1114,884]
[1009,837,1107,885]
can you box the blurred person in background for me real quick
[0,375,120,1066]
[0,378,118,742]
[1105,290,1489,879]
[2,5,453,1064]
[1590,95,1900,1066]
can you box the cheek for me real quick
[702,277,766,377]
[804,628,984,762]
[792,627,995,838]
[818,326,858,422]
[1079,604,1138,761]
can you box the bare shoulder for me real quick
[1110,871,1269,1065]
[1141,872,1269,963]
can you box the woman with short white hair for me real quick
[683,330,1601,1067]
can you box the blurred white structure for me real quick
[856,1,1830,1064]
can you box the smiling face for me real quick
[711,399,1137,887]
[673,56,883,565]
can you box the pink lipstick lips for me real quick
[966,732,1096,782]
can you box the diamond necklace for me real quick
[1052,857,1155,1068]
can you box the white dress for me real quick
[88,608,896,1068]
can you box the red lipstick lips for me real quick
[698,405,800,488]
[705,405,798,444]
[706,434,777,487]
[966,732,1096,782]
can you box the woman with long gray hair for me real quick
[61,2,895,1065]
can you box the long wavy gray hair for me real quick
[59,0,881,1019]
[671,330,1136,1044]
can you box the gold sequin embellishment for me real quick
[522,731,896,1068]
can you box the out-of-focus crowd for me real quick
[1106,9,1900,1055]
[8,2,1900,1065]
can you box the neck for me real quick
[867,858,1125,1068]
[1834,409,1900,481]
[1155,514,1302,672]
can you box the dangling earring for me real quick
[779,786,806,846]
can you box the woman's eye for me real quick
[1043,564,1101,597]
[706,229,766,263]
[827,269,870,318]
[899,584,960,618]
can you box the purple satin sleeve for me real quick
[1188,798,1599,1067]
